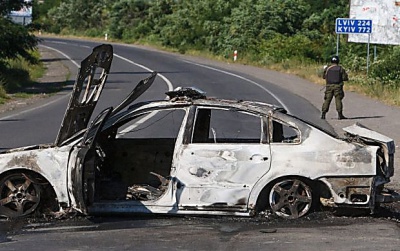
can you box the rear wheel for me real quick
[0,173,41,218]
[269,179,313,219]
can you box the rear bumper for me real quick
[375,189,400,203]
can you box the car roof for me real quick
[127,87,287,114]
[102,90,287,130]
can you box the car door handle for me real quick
[250,155,269,161]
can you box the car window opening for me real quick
[271,119,300,143]
[192,108,262,144]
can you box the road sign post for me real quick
[335,18,372,75]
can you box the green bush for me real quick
[346,56,367,72]
[0,50,42,94]
[84,28,105,38]
[0,73,7,101]
[257,33,320,65]
[1,68,30,92]
[370,47,400,87]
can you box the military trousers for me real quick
[321,84,344,113]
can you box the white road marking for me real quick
[117,112,157,137]
[113,54,174,91]
[40,45,80,68]
[113,54,174,135]
[181,60,291,113]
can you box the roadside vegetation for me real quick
[0,1,40,104]
[2,0,400,106]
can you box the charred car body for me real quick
[0,44,399,220]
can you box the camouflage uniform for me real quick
[321,58,348,120]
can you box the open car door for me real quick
[69,71,158,214]
[111,71,157,115]
[70,107,113,214]
[55,44,113,146]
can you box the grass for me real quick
[0,89,9,104]
[0,49,45,104]
[0,75,9,104]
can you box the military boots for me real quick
[338,112,347,120]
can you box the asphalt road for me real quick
[1,213,400,251]
[1,37,400,250]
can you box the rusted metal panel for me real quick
[320,177,373,205]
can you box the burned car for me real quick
[0,44,399,220]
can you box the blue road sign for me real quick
[335,18,372,34]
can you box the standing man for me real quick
[321,55,349,120]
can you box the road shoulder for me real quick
[0,47,69,115]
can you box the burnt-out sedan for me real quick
[0,44,399,220]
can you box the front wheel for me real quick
[0,173,41,218]
[269,179,313,219]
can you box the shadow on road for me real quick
[346,115,384,120]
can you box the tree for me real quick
[108,0,151,40]
[0,0,26,16]
[36,0,353,65]
[0,1,38,68]
[158,0,240,52]
[48,0,110,34]
[32,0,61,30]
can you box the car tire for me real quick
[268,178,313,219]
[0,172,41,218]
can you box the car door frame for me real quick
[68,107,113,214]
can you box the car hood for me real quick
[55,44,113,146]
